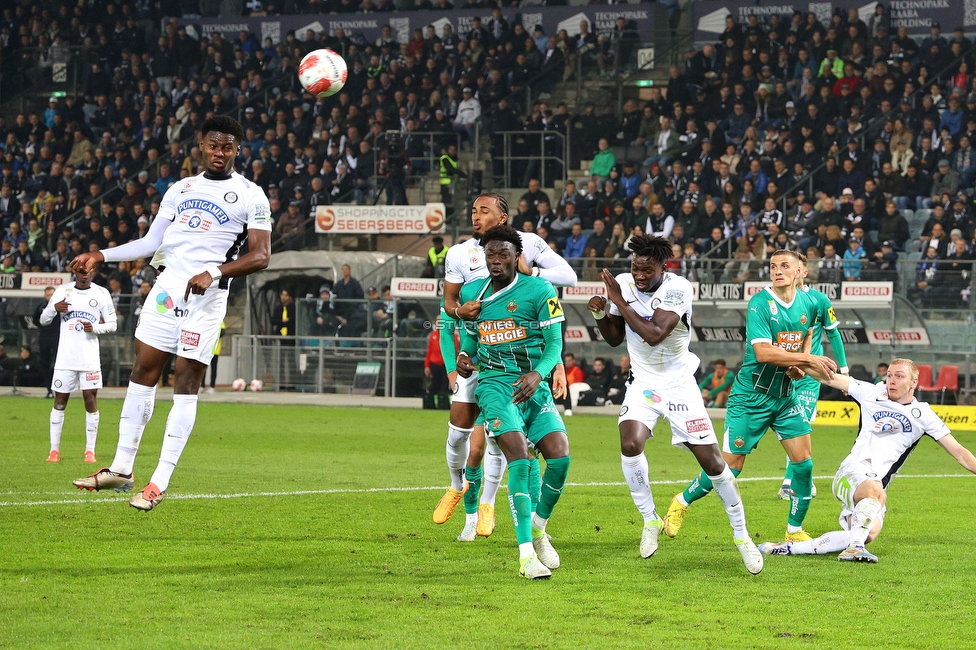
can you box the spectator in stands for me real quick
[819,243,844,282]
[590,138,615,184]
[870,240,899,282]
[560,352,586,416]
[878,200,910,250]
[699,359,734,407]
[842,238,867,280]
[564,223,587,262]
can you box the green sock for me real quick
[784,455,793,483]
[528,455,541,513]
[683,466,740,504]
[464,465,482,515]
[507,459,533,545]
[682,471,713,504]
[788,458,814,528]
[536,456,570,520]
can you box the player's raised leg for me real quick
[131,356,209,511]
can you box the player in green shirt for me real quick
[456,225,570,580]
[778,254,850,500]
[664,250,838,543]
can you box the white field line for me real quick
[0,474,972,508]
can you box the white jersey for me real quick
[845,378,951,487]
[444,231,577,287]
[151,171,272,281]
[608,272,700,384]
[39,282,117,372]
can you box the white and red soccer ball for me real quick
[249,378,264,392]
[232,378,246,391]
[299,49,348,98]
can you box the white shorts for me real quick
[832,455,888,531]
[452,370,479,404]
[52,368,103,392]
[135,270,227,364]
[618,375,718,450]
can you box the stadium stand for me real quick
[0,1,973,395]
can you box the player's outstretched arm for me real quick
[529,241,578,287]
[183,229,271,300]
[754,342,837,377]
[69,215,172,273]
[936,435,976,473]
[800,364,851,393]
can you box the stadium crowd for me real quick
[0,2,974,310]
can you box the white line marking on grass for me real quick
[1,474,972,508]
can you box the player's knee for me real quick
[53,403,67,412]
[619,437,643,457]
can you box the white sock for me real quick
[620,453,658,524]
[446,423,473,491]
[709,466,748,540]
[85,411,99,453]
[532,512,548,533]
[466,512,478,525]
[481,436,507,506]
[787,530,851,555]
[676,493,689,507]
[148,395,198,492]
[519,541,535,559]
[110,382,157,476]
[49,408,65,452]
[849,498,884,547]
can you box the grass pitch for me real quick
[1,398,974,649]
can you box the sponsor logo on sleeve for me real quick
[547,297,563,318]
[663,289,686,307]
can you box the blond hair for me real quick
[889,358,919,380]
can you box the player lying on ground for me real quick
[779,253,850,500]
[455,224,570,579]
[664,250,838,543]
[69,115,272,511]
[434,191,574,541]
[588,235,762,574]
[39,264,117,463]
[760,358,976,563]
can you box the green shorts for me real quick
[793,376,821,423]
[722,388,811,455]
[477,376,566,447]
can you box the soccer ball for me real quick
[232,378,245,391]
[299,49,347,98]
[249,379,264,392]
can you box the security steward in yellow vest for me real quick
[423,235,448,278]
[439,144,466,207]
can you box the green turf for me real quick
[1,398,975,649]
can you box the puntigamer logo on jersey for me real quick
[479,319,526,344]
[177,199,230,224]
[776,330,804,351]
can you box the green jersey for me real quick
[459,274,564,380]
[736,287,817,398]
[800,286,837,356]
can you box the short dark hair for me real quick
[714,359,727,366]
[201,115,244,143]
[628,235,674,264]
[480,224,522,254]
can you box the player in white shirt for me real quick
[433,191,576,541]
[68,116,272,511]
[587,235,763,573]
[760,358,976,563]
[38,266,117,463]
